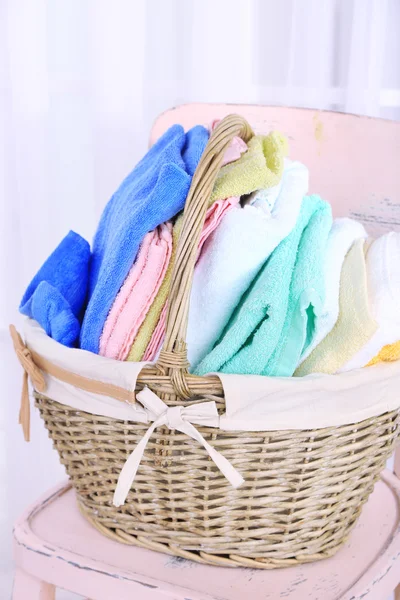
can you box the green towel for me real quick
[264,197,332,376]
[211,132,288,202]
[194,195,331,377]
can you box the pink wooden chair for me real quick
[12,104,400,600]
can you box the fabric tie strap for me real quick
[113,386,244,507]
[9,325,244,501]
[9,324,47,442]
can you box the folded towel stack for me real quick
[81,124,209,353]
[338,232,400,371]
[99,223,173,360]
[295,239,378,376]
[297,218,367,366]
[141,196,240,362]
[19,117,400,383]
[187,158,308,369]
[195,195,332,377]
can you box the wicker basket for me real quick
[33,114,399,569]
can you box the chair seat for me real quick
[13,470,400,600]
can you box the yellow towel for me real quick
[367,341,400,366]
[127,131,288,362]
[211,132,288,202]
[295,239,378,376]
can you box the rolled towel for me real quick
[339,232,400,371]
[187,159,309,369]
[195,194,329,376]
[99,223,173,360]
[295,239,378,376]
[297,217,367,367]
[20,230,90,346]
[80,124,209,353]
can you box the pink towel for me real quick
[100,222,173,360]
[143,197,239,361]
[142,121,246,363]
[210,119,247,166]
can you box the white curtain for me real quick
[1,0,399,595]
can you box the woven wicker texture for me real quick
[36,395,399,568]
[34,115,400,568]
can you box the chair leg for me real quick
[395,583,400,600]
[12,569,56,600]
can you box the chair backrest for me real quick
[152,103,400,238]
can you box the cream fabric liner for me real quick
[24,319,400,431]
[24,320,151,424]
[218,366,400,430]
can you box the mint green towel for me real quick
[194,195,332,377]
[264,197,332,376]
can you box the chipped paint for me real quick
[349,196,400,236]
[166,555,196,569]
[16,538,160,589]
[349,549,400,599]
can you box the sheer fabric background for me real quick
[1,0,399,594]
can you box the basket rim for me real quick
[20,318,400,433]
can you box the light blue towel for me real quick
[80,124,209,353]
[20,230,90,346]
[194,195,331,376]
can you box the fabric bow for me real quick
[9,324,46,441]
[113,386,244,507]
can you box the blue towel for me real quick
[29,281,81,346]
[182,126,208,176]
[20,230,91,346]
[80,124,209,353]
[194,195,330,376]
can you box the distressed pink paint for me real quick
[12,569,55,599]
[12,104,400,599]
[152,104,400,238]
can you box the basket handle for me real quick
[157,114,254,396]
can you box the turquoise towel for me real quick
[194,195,331,376]
[264,196,332,376]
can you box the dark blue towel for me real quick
[20,230,90,346]
[80,124,209,353]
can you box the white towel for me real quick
[339,232,400,372]
[186,159,309,369]
[298,218,367,365]
[246,171,284,213]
